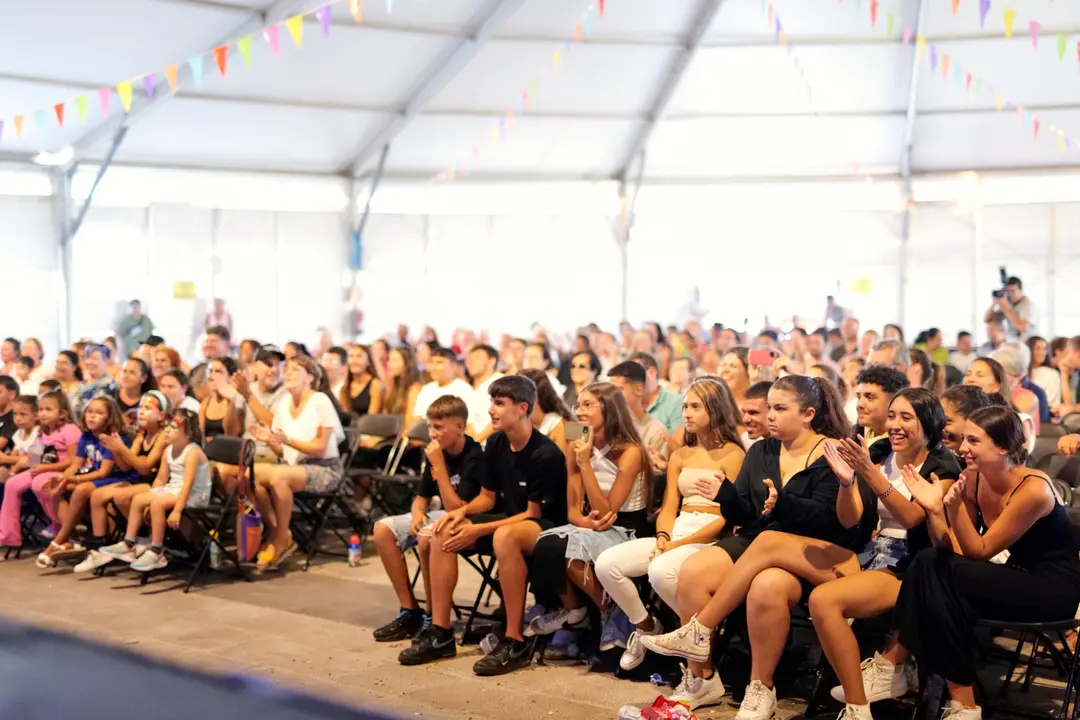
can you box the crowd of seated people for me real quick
[4,286,1080,719]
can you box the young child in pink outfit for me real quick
[0,390,80,548]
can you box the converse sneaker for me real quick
[524,606,588,637]
[830,653,911,703]
[839,704,874,720]
[668,663,727,711]
[735,680,777,720]
[620,617,663,671]
[639,614,712,663]
[941,702,981,720]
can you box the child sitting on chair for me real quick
[100,409,212,572]
[0,395,40,484]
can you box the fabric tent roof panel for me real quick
[327,0,491,30]
[425,41,677,116]
[384,114,639,175]
[0,0,246,84]
[108,97,388,174]
[644,115,905,178]
[913,111,1080,172]
[500,0,700,42]
[706,0,919,42]
[669,44,909,116]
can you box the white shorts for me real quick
[377,510,447,550]
[150,484,211,509]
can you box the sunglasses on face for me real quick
[571,364,591,370]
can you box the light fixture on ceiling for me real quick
[31,146,74,167]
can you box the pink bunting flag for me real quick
[902,26,912,45]
[965,72,972,91]
[598,0,605,16]
[1030,20,1041,48]
[264,24,281,56]
[1033,116,1041,138]
[870,0,878,27]
[979,0,991,26]
[98,87,111,115]
[316,5,332,37]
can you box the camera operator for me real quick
[984,274,1034,341]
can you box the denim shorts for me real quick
[377,510,448,551]
[857,535,909,573]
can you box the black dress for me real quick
[894,474,1080,685]
[349,378,372,418]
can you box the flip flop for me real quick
[51,543,87,562]
[255,543,278,571]
[270,540,297,569]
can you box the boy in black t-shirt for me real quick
[371,396,485,642]
[0,376,19,453]
[399,376,567,675]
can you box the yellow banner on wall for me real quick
[172,281,197,299]
[851,278,874,295]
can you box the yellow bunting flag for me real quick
[916,35,926,56]
[286,15,303,48]
[1004,8,1016,38]
[553,49,562,69]
[1058,33,1068,61]
[238,35,253,66]
[117,79,133,112]
[165,64,178,91]
[1059,131,1067,150]
[75,95,88,124]
[13,115,24,139]
[996,93,1005,111]
[349,0,362,22]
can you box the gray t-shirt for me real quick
[996,296,1034,341]
[244,383,286,457]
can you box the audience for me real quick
[631,352,684,434]
[199,357,242,443]
[606,361,671,459]
[949,331,978,374]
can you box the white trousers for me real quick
[594,511,715,624]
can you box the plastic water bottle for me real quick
[347,534,363,567]
[480,633,500,655]
[209,530,223,570]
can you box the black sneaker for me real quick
[473,637,533,676]
[373,609,424,642]
[398,626,457,666]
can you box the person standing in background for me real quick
[116,300,154,360]
[203,299,234,338]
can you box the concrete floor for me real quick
[0,548,1063,720]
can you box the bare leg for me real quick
[674,546,736,678]
[493,521,542,641]
[879,635,911,666]
[125,492,154,539]
[567,560,604,608]
[52,483,96,546]
[252,466,277,539]
[89,483,143,536]
[430,523,469,629]
[417,534,433,607]
[808,571,902,705]
[374,521,419,610]
[695,531,859,629]
[148,495,178,546]
[745,568,802,688]
[946,682,977,708]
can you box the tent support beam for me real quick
[614,0,728,183]
[344,0,530,178]
[898,0,928,330]
[613,149,646,323]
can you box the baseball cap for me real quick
[255,344,286,364]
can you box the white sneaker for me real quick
[74,550,114,573]
[941,702,981,720]
[735,680,777,720]
[99,541,137,563]
[524,606,588,637]
[839,704,874,720]
[831,653,911,703]
[620,618,663,671]
[639,614,712,663]
[130,549,168,572]
[668,663,727,710]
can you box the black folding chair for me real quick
[458,549,504,645]
[1063,413,1080,435]
[174,436,256,592]
[1040,424,1069,440]
[4,494,51,560]
[347,414,404,481]
[367,420,430,523]
[291,428,363,570]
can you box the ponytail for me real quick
[773,374,852,440]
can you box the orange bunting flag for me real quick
[951,0,961,14]
[767,3,774,27]
[349,0,362,22]
[165,64,179,91]
[117,79,133,112]
[13,115,24,139]
[286,15,304,48]
[942,54,951,78]
[75,95,88,124]
[574,21,582,41]
[54,102,64,128]
[1003,8,1016,38]
[214,45,228,76]
[238,35,253,66]
[1033,117,1040,138]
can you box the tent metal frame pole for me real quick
[897,0,929,330]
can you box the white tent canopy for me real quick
[3,0,1080,179]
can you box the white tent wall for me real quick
[0,192,63,356]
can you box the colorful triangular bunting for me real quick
[75,95,87,124]
[117,79,133,112]
[238,36,253,66]
[316,5,332,36]
[286,15,303,48]
[213,46,228,77]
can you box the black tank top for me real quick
[117,393,141,414]
[349,378,372,417]
[135,432,160,483]
[204,416,225,441]
[974,473,1080,584]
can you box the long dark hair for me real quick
[970,357,1005,390]
[81,396,125,436]
[942,384,991,421]
[126,358,156,395]
[772,374,851,440]
[58,350,84,382]
[1027,336,1049,371]
[520,368,572,421]
[683,378,742,449]
[812,364,849,405]
[969,404,1029,466]
[908,348,944,397]
[581,382,652,507]
[890,387,945,451]
[385,347,420,416]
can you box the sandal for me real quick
[51,542,87,562]
[255,543,279,571]
[35,541,67,569]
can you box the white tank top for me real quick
[592,445,647,513]
[677,467,723,508]
[877,453,916,539]
[165,443,213,497]
[538,413,562,437]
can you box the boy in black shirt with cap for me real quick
[399,375,567,675]
[371,395,485,642]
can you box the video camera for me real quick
[992,266,1010,299]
